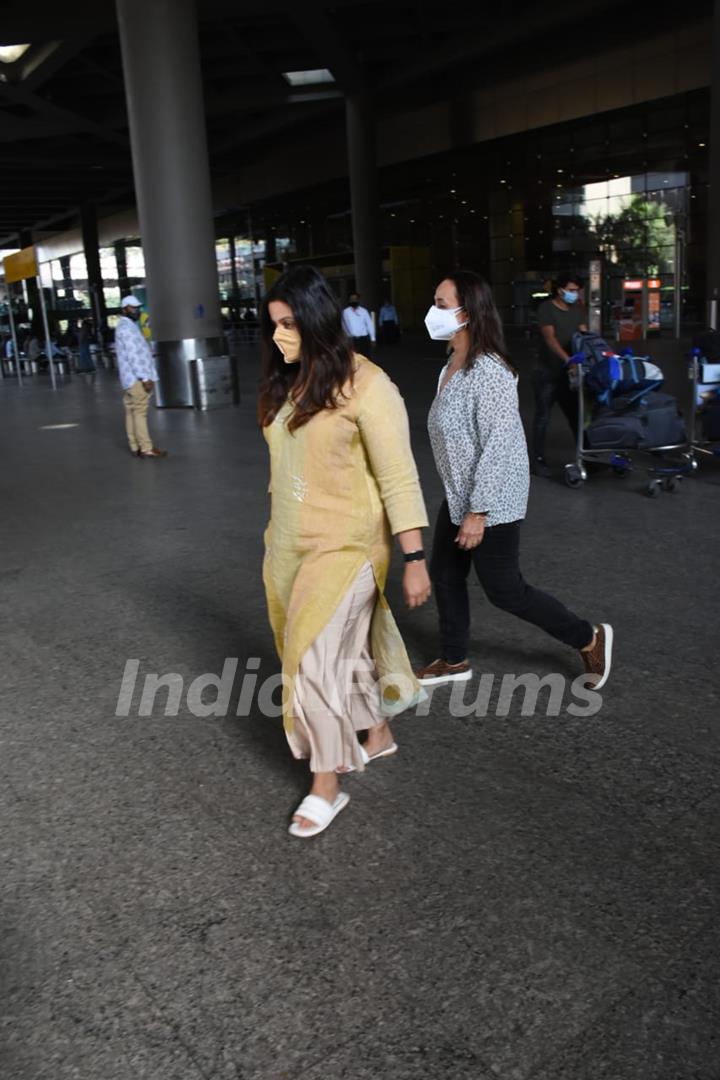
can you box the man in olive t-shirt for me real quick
[531,275,587,477]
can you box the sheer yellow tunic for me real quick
[262,356,429,733]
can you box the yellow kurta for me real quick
[262,356,429,732]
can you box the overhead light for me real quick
[283,69,335,87]
[0,43,31,63]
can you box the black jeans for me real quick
[532,366,578,461]
[430,501,593,664]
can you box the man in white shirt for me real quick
[378,298,400,345]
[342,292,375,354]
[115,295,167,458]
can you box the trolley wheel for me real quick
[662,476,681,493]
[646,480,661,498]
[682,453,699,473]
[564,464,585,488]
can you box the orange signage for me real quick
[3,246,38,284]
[623,278,662,290]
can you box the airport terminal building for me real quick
[1,2,718,375]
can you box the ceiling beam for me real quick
[0,114,82,141]
[0,180,133,247]
[213,99,339,157]
[17,37,97,91]
[0,154,129,172]
[0,84,129,149]
[100,86,342,129]
[0,2,115,41]
[379,0,621,92]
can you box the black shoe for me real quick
[531,457,553,478]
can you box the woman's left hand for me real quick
[455,512,486,550]
[403,562,432,608]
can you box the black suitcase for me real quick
[588,392,686,450]
[586,411,645,449]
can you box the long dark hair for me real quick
[258,266,354,431]
[444,270,516,376]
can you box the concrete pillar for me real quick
[708,0,720,328]
[81,202,108,342]
[345,92,381,318]
[59,256,74,301]
[228,234,241,320]
[265,230,277,265]
[114,240,131,298]
[116,0,223,406]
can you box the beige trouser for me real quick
[288,561,385,773]
[123,380,153,453]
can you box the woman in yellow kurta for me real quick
[259,267,431,838]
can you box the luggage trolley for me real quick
[563,357,694,498]
[687,348,720,466]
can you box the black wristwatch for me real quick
[403,550,426,563]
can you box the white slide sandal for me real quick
[367,742,398,762]
[336,741,399,774]
[288,792,351,838]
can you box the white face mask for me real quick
[424,304,467,341]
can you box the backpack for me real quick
[571,331,614,367]
[585,354,664,404]
[570,332,663,404]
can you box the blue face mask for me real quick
[562,289,579,304]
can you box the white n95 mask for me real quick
[424,305,467,341]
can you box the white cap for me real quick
[121,295,141,308]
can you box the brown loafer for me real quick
[140,447,168,458]
[580,623,613,690]
[414,658,472,685]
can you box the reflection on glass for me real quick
[548,172,689,279]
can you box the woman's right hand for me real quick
[403,562,431,608]
[455,512,486,550]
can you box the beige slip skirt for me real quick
[287,561,385,773]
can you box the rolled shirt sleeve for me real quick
[469,368,523,517]
[357,370,428,534]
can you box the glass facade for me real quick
[9,88,709,336]
[239,89,709,332]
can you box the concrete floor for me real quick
[1,335,719,1080]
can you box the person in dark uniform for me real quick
[531,275,587,477]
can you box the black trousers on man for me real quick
[532,366,579,461]
[430,501,593,664]
[351,335,372,354]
